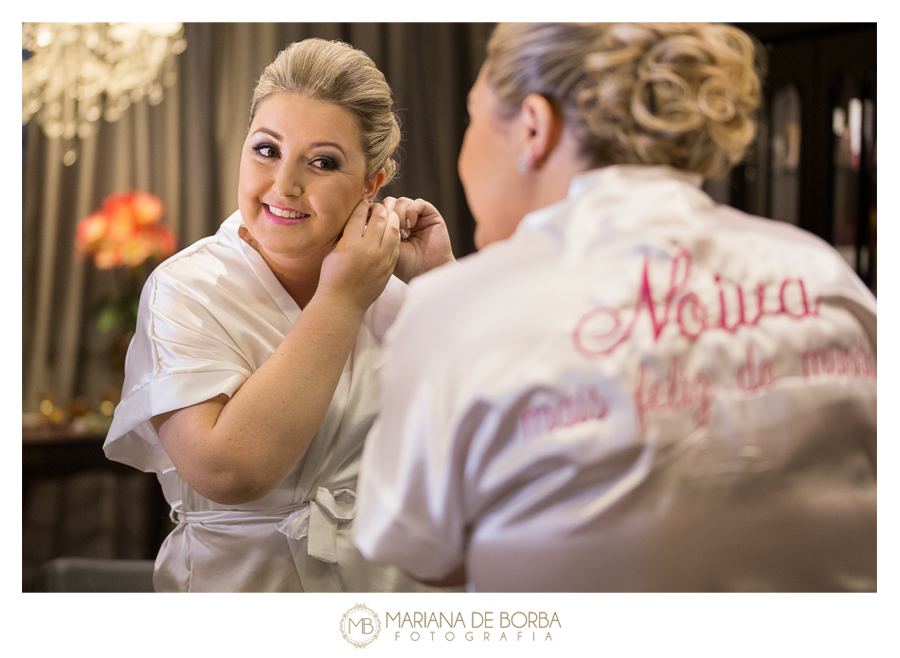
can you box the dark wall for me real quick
[732,23,877,290]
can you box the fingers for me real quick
[381,205,401,249]
[345,199,373,238]
[360,202,400,252]
[383,197,411,229]
[384,196,434,237]
[373,204,400,271]
[363,202,387,239]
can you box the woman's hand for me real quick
[384,197,456,284]
[318,199,401,314]
[154,199,402,506]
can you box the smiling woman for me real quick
[102,38,456,592]
[238,92,384,307]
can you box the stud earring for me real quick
[517,150,532,174]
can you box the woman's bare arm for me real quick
[151,201,400,504]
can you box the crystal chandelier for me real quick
[22,23,187,165]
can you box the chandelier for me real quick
[22,23,187,165]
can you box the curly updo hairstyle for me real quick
[250,38,402,184]
[485,23,764,179]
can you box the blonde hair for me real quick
[250,39,402,184]
[485,23,764,179]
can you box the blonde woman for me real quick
[354,23,877,592]
[104,38,455,592]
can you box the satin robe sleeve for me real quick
[104,252,256,474]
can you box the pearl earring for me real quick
[517,151,532,174]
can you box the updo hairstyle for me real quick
[485,23,764,179]
[250,38,402,184]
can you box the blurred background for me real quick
[21,22,876,591]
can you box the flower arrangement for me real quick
[76,191,178,333]
[77,191,177,270]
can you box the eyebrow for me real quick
[250,130,348,158]
[252,127,283,141]
[309,141,347,157]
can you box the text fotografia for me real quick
[386,611,561,642]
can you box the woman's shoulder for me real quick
[154,212,241,272]
[704,204,870,290]
[410,232,555,310]
[147,213,249,296]
[391,237,552,360]
[707,203,829,249]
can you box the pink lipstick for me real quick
[264,204,309,226]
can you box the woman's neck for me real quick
[530,127,594,211]
[238,226,326,309]
[268,260,322,310]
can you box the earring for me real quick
[517,150,532,174]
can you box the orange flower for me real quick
[76,191,177,269]
[94,244,123,270]
[132,192,164,225]
[122,239,153,268]
[76,211,108,252]
[103,192,133,224]
[108,213,135,243]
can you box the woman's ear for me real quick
[520,94,563,170]
[364,169,386,201]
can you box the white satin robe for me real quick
[353,165,877,592]
[105,211,427,592]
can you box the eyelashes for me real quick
[251,143,340,170]
[252,142,280,158]
[311,156,338,171]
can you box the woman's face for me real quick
[458,66,526,250]
[238,92,382,265]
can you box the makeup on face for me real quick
[237,92,380,264]
[263,203,310,226]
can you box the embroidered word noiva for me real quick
[573,248,820,359]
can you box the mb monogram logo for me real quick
[340,604,382,648]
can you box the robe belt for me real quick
[168,486,358,564]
